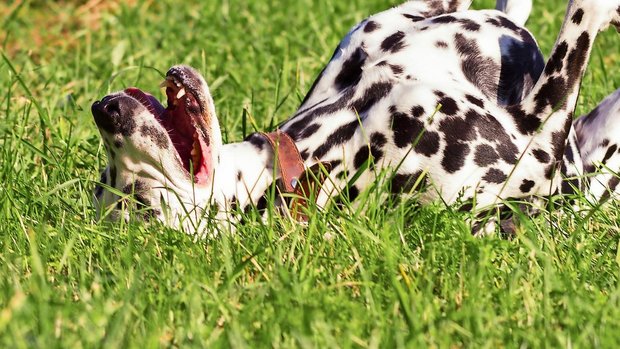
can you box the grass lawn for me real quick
[1,0,620,347]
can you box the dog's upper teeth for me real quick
[176,88,186,99]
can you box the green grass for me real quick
[1,0,620,347]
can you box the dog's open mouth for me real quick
[124,77,210,185]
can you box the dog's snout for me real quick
[92,95,138,137]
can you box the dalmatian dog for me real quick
[92,0,620,235]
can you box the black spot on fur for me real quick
[474,144,499,167]
[313,120,359,159]
[465,95,484,108]
[121,181,153,215]
[245,133,267,150]
[114,140,123,148]
[371,132,387,149]
[291,123,321,141]
[564,141,575,163]
[110,166,117,188]
[390,64,404,75]
[601,139,610,147]
[438,97,459,116]
[411,106,425,118]
[361,134,386,166]
[439,114,476,144]
[237,171,242,181]
[432,15,457,24]
[458,18,481,31]
[364,20,380,32]
[349,186,360,201]
[497,16,520,32]
[534,76,567,113]
[381,31,407,53]
[256,196,268,213]
[483,168,507,184]
[229,196,239,211]
[403,14,425,22]
[335,185,361,207]
[354,146,371,169]
[507,106,541,134]
[350,82,394,116]
[391,171,425,193]
[551,130,569,164]
[571,9,584,25]
[495,142,518,165]
[435,41,448,48]
[287,88,356,132]
[486,17,501,27]
[300,149,310,161]
[391,112,419,148]
[533,149,551,164]
[415,131,440,157]
[610,176,620,192]
[391,112,438,156]
[520,179,535,193]
[442,143,470,173]
[566,33,591,88]
[603,145,618,164]
[454,33,500,100]
[544,42,568,75]
[335,47,367,91]
[140,125,168,149]
[601,176,620,202]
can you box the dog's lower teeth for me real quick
[176,88,186,99]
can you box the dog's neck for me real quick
[206,132,308,212]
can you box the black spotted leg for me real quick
[506,0,620,189]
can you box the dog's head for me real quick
[92,65,223,225]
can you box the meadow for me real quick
[1,0,619,347]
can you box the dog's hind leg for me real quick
[504,0,620,197]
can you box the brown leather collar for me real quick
[258,130,330,221]
[259,130,305,193]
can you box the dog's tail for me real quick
[495,0,532,26]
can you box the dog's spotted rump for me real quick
[92,0,620,235]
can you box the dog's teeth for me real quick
[176,88,186,99]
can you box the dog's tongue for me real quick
[124,87,166,118]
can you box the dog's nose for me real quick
[92,94,140,136]
[92,98,117,135]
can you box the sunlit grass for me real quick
[1,0,619,347]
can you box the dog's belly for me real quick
[291,80,550,209]
[280,9,545,208]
